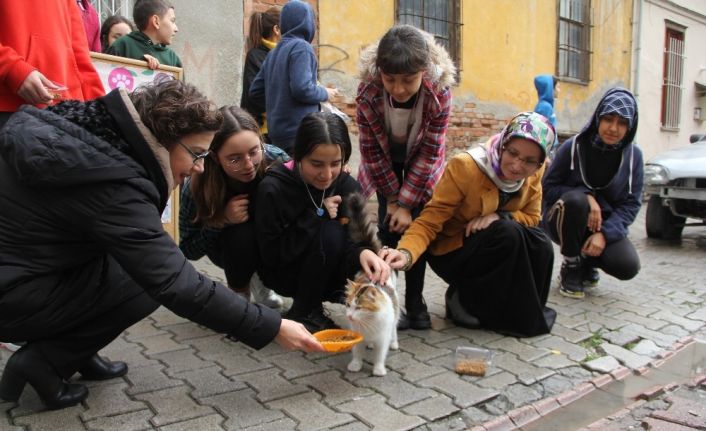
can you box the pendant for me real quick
[316,208,325,217]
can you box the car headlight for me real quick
[644,164,669,185]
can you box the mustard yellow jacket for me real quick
[398,152,545,263]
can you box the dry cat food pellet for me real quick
[324,335,356,343]
[455,359,487,376]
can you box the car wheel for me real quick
[646,195,685,240]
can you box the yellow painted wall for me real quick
[318,0,395,79]
[318,0,634,134]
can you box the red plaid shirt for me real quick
[356,78,451,209]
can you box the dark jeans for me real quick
[260,220,350,317]
[544,189,640,280]
[207,220,259,289]
[0,112,13,130]
[376,161,427,312]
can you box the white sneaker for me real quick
[249,273,283,308]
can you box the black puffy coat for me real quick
[0,89,280,348]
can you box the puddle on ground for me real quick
[521,340,706,431]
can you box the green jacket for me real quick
[106,31,182,68]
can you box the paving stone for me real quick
[401,394,459,421]
[268,352,329,379]
[600,343,652,370]
[201,388,286,430]
[442,328,504,345]
[163,322,215,342]
[503,383,543,408]
[549,324,593,344]
[268,392,354,431]
[554,312,591,329]
[153,347,215,375]
[492,353,555,385]
[101,339,159,370]
[13,406,85,431]
[294,371,373,405]
[149,307,190,327]
[611,302,661,317]
[533,353,575,369]
[125,364,184,395]
[533,335,590,361]
[614,311,669,331]
[641,417,697,430]
[81,382,147,421]
[239,369,309,403]
[661,324,691,339]
[486,338,547,361]
[124,319,168,341]
[651,311,704,332]
[476,371,517,390]
[134,386,215,427]
[582,355,621,373]
[602,329,641,347]
[208,351,273,377]
[174,366,247,398]
[385,352,448,382]
[336,394,425,430]
[328,422,371,431]
[419,372,499,408]
[138,333,189,356]
[631,339,663,358]
[537,374,575,397]
[84,409,154,431]
[241,417,298,431]
[584,312,629,331]
[687,306,706,321]
[357,371,436,408]
[399,337,452,362]
[188,335,253,359]
[158,414,225,431]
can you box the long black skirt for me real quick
[427,219,556,337]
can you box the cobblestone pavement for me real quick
[2,133,705,430]
[1,210,704,431]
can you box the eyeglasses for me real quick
[178,141,211,165]
[225,145,263,171]
[502,145,542,170]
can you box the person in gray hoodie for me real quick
[249,0,337,154]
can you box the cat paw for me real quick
[372,365,387,376]
[390,341,399,350]
[347,360,363,372]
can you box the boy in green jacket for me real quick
[107,0,182,68]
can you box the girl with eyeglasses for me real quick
[255,112,391,333]
[180,105,287,308]
[380,112,557,337]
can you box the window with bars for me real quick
[556,0,591,83]
[396,0,462,75]
[90,0,132,23]
[661,26,685,129]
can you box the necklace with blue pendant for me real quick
[305,183,327,217]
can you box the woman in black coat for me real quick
[0,80,323,410]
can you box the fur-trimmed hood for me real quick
[358,29,456,90]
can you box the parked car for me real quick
[643,134,706,239]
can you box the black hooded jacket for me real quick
[0,89,280,347]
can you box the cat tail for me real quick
[345,192,381,251]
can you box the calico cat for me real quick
[343,193,399,376]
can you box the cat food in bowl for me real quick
[454,346,492,376]
[313,329,363,353]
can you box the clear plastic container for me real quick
[454,346,492,376]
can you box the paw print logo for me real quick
[108,67,135,91]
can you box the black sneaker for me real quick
[559,259,585,299]
[582,266,600,288]
[301,308,339,333]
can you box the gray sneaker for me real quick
[249,274,283,308]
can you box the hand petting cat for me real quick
[323,195,342,219]
[359,249,391,284]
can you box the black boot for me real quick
[444,287,481,329]
[78,355,128,381]
[559,257,584,299]
[0,346,88,410]
[398,301,432,330]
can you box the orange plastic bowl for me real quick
[313,329,363,353]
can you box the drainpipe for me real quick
[631,0,644,99]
